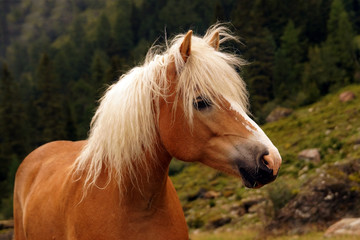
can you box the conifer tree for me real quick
[232,0,275,119]
[273,20,303,101]
[301,0,355,103]
[6,42,29,80]
[301,46,323,104]
[103,55,125,85]
[36,53,66,144]
[54,50,74,94]
[0,63,26,158]
[321,0,355,90]
[94,13,112,51]
[70,16,86,48]
[0,63,25,203]
[90,50,108,97]
[0,0,10,57]
[64,100,77,141]
[113,0,134,56]
[245,28,276,117]
[70,77,94,139]
[213,1,226,22]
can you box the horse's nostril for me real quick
[262,158,269,167]
[258,150,269,167]
[262,154,274,169]
[258,154,274,177]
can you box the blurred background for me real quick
[1,0,360,239]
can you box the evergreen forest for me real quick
[0,0,360,220]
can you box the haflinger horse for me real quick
[14,25,281,240]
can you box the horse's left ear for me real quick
[180,30,193,63]
[208,31,220,51]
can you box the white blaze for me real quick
[228,99,282,174]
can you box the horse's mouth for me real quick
[238,168,264,189]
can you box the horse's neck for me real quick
[118,146,172,212]
[73,146,188,238]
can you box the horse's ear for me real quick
[208,31,220,51]
[180,30,192,63]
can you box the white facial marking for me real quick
[227,99,281,160]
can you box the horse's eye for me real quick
[193,97,212,111]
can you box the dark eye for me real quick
[193,96,212,111]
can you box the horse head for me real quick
[158,28,282,188]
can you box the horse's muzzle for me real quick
[237,153,279,188]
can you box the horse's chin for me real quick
[241,178,264,189]
[238,167,265,189]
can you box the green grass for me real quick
[190,231,359,240]
[190,229,257,240]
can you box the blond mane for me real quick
[72,24,249,193]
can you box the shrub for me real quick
[266,180,296,214]
[169,158,187,176]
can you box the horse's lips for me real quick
[238,167,261,188]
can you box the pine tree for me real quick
[113,0,134,56]
[0,63,26,158]
[70,78,94,139]
[296,0,356,104]
[6,42,29,80]
[90,50,109,98]
[70,16,86,48]
[53,49,74,94]
[245,28,276,117]
[273,20,303,101]
[64,101,77,141]
[232,0,276,119]
[0,63,25,204]
[103,55,126,85]
[36,53,66,144]
[213,1,226,22]
[0,0,10,57]
[321,0,355,90]
[94,13,112,51]
[301,46,323,104]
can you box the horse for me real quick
[13,24,282,240]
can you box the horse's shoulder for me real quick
[16,141,86,187]
[19,141,79,168]
[37,140,87,154]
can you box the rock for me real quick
[324,218,360,237]
[0,230,13,240]
[236,196,266,216]
[266,159,360,235]
[236,206,247,217]
[297,148,321,163]
[187,188,207,201]
[202,190,220,199]
[223,190,234,198]
[0,220,13,230]
[206,216,232,229]
[0,220,13,240]
[187,189,221,201]
[266,107,293,123]
[241,196,265,208]
[339,91,356,102]
[353,138,360,150]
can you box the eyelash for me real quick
[193,96,212,111]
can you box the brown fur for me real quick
[14,141,188,240]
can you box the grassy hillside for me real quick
[170,84,360,237]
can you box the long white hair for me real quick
[72,24,248,193]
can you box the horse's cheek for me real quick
[158,111,200,162]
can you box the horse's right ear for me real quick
[180,30,193,63]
